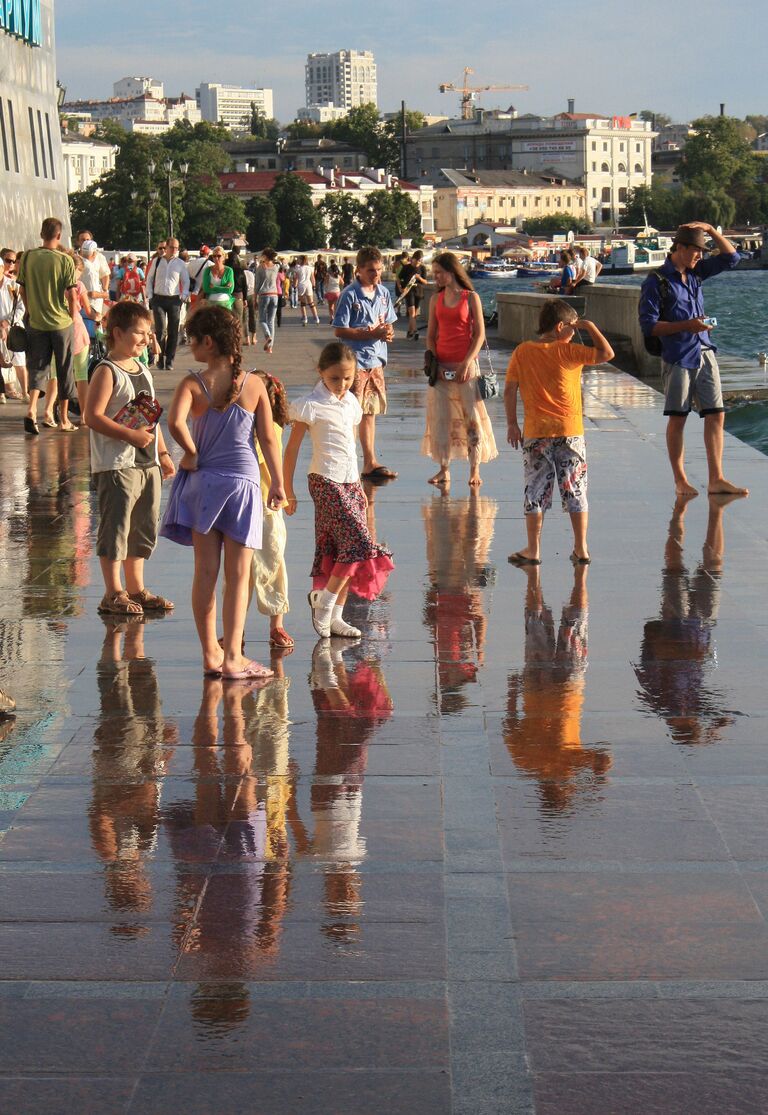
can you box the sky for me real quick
[56,0,761,123]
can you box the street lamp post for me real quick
[132,172,160,270]
[163,158,190,240]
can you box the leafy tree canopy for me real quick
[269,173,326,249]
[245,195,280,251]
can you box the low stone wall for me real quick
[496,284,660,376]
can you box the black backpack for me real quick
[642,269,670,356]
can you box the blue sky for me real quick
[56,0,760,123]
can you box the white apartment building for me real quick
[61,93,201,134]
[297,102,349,124]
[113,76,164,100]
[61,132,118,193]
[305,50,377,111]
[196,83,274,131]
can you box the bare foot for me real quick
[708,478,749,496]
[675,480,698,497]
[468,472,482,487]
[428,470,450,487]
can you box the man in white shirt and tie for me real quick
[145,238,189,371]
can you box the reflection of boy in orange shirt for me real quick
[504,299,614,565]
[504,565,611,813]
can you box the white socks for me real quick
[330,604,361,639]
[308,591,361,639]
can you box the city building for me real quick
[1,0,71,246]
[113,76,164,100]
[754,133,768,153]
[405,103,655,225]
[196,83,274,132]
[225,137,368,173]
[61,130,118,193]
[653,122,695,152]
[426,168,587,242]
[296,103,349,124]
[60,92,201,135]
[218,167,435,240]
[305,50,377,111]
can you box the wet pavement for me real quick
[0,310,767,1114]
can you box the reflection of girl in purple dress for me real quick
[161,306,286,680]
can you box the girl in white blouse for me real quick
[283,342,394,639]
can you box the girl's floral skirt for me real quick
[307,473,394,601]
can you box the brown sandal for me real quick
[98,591,144,616]
[128,589,175,612]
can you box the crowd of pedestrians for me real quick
[0,218,748,719]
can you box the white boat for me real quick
[608,228,673,272]
[470,259,519,278]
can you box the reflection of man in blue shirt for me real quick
[333,246,398,480]
[638,222,747,498]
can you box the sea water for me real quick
[474,270,768,456]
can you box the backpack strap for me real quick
[653,268,670,321]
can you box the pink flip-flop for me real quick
[221,659,274,681]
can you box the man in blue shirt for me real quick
[639,222,748,498]
[333,246,398,480]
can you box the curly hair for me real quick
[186,303,243,406]
[254,369,290,427]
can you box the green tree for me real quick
[329,103,386,165]
[622,184,683,228]
[639,109,672,129]
[269,173,326,248]
[678,178,737,228]
[319,193,364,248]
[678,115,760,221]
[249,105,280,140]
[381,109,426,174]
[284,120,325,140]
[245,194,280,250]
[68,119,243,248]
[523,212,593,235]
[356,188,423,247]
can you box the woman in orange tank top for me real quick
[422,252,497,488]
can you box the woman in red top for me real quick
[423,252,497,488]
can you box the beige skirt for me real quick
[421,361,498,465]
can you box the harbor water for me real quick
[473,269,768,455]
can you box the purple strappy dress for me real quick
[161,371,263,549]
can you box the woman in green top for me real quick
[199,249,235,312]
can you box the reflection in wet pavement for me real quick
[1,337,768,1112]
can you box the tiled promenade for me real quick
[0,308,767,1114]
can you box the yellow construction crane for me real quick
[439,67,528,120]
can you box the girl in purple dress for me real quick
[161,306,286,680]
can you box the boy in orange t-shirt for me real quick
[504,299,614,565]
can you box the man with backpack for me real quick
[639,222,747,498]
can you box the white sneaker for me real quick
[307,590,331,638]
[0,395,6,405]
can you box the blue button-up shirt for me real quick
[332,280,398,369]
[638,251,739,369]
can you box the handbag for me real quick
[7,288,27,352]
[424,349,439,387]
[477,339,499,401]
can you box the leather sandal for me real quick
[98,591,144,616]
[128,589,175,611]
